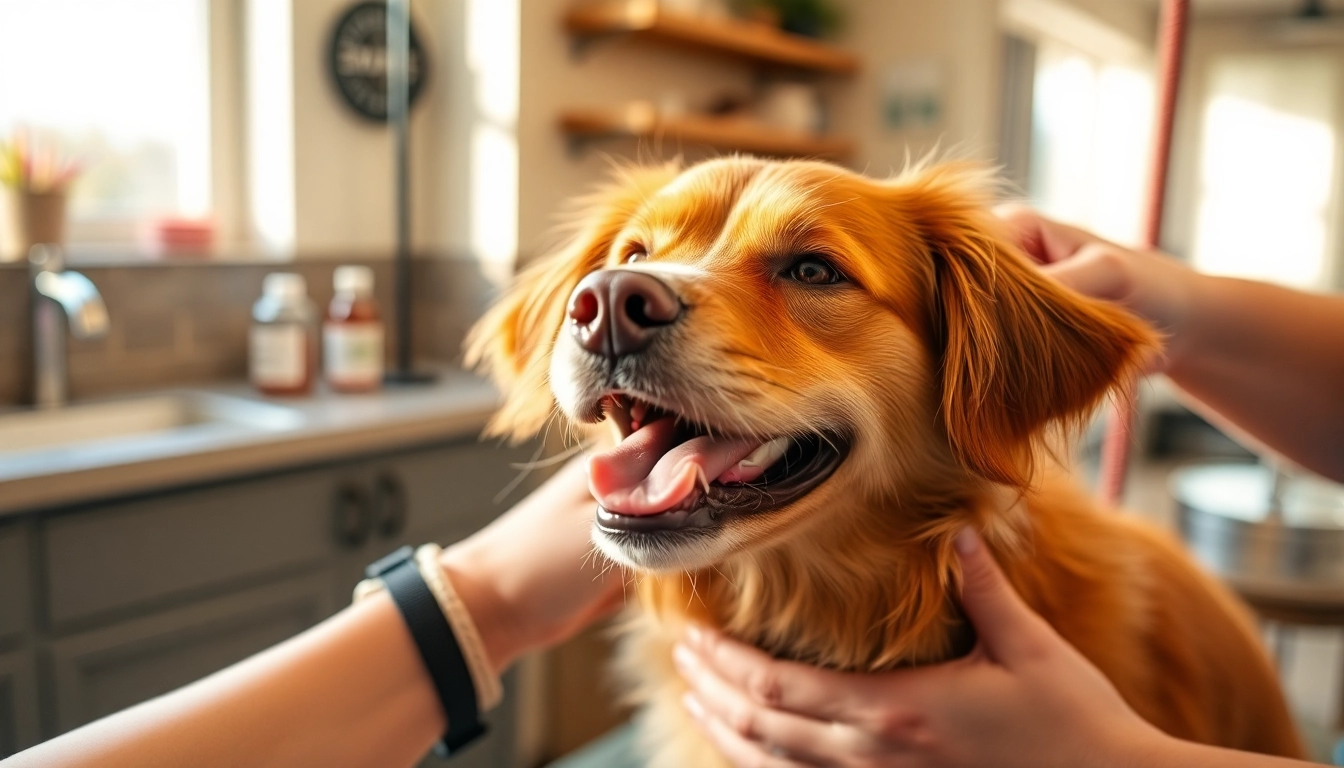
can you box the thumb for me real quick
[1040,244,1131,304]
[953,528,1053,664]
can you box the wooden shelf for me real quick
[565,1,859,75]
[559,105,854,159]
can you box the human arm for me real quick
[676,529,1311,768]
[997,207,1344,483]
[4,458,620,768]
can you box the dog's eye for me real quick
[786,257,844,285]
[626,250,648,264]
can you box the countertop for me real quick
[0,367,503,515]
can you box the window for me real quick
[999,0,1156,245]
[0,0,212,243]
[1191,50,1339,289]
[1027,39,1154,244]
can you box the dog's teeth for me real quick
[743,437,791,470]
[630,400,648,432]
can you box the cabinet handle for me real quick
[374,471,408,538]
[332,481,373,549]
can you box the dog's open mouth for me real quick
[588,393,849,533]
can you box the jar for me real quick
[250,273,317,396]
[324,265,384,392]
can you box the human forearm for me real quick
[5,458,619,768]
[1169,275,1344,482]
[1124,733,1315,768]
[7,593,443,768]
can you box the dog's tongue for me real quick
[588,417,760,515]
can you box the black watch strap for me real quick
[366,546,487,757]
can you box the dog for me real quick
[468,157,1305,765]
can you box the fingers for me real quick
[1040,244,1133,303]
[682,625,861,723]
[993,205,1109,266]
[952,529,1053,664]
[684,696,816,768]
[676,644,868,766]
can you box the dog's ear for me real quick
[891,164,1159,487]
[465,163,679,440]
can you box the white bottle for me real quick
[250,273,317,395]
[323,266,384,392]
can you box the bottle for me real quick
[250,273,317,396]
[324,265,384,392]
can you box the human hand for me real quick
[675,529,1167,768]
[440,458,622,673]
[995,206,1201,369]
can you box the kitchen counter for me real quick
[0,368,504,515]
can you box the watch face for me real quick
[329,1,428,122]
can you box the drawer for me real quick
[49,574,332,733]
[0,524,30,644]
[368,440,544,545]
[43,468,337,628]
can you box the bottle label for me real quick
[324,322,384,387]
[250,325,308,389]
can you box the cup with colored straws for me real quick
[0,130,81,261]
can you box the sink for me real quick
[0,393,305,456]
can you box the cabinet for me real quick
[0,523,31,646]
[0,650,39,758]
[49,574,332,732]
[9,436,543,763]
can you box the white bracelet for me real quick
[353,544,503,711]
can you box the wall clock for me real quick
[328,1,428,122]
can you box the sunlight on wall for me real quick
[0,0,211,225]
[1029,43,1153,244]
[1193,52,1337,288]
[245,0,296,253]
[466,0,519,267]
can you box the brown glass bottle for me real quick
[323,266,384,392]
[251,273,317,396]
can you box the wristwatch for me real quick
[364,546,487,757]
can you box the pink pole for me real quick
[1097,0,1190,505]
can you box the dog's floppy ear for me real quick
[892,164,1159,487]
[465,162,679,440]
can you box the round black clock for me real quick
[328,1,428,122]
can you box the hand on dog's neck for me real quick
[639,481,1024,672]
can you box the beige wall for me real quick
[268,0,1156,264]
[514,0,1014,260]
[516,0,758,256]
[832,0,1004,175]
[284,0,458,256]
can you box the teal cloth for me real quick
[545,724,641,768]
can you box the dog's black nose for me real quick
[568,269,682,359]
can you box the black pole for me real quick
[385,0,433,384]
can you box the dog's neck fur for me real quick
[639,479,1020,671]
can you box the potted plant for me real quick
[734,0,843,38]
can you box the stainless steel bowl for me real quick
[1174,463,1344,605]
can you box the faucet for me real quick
[29,245,109,408]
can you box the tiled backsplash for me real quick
[0,257,499,406]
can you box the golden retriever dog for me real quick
[468,157,1305,765]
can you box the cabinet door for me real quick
[0,650,39,758]
[0,523,31,646]
[351,439,549,565]
[43,468,337,629]
[48,574,332,734]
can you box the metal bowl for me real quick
[1173,462,1344,605]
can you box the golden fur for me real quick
[468,157,1305,764]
